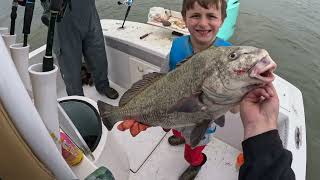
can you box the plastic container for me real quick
[60,131,84,166]
[85,166,115,180]
[235,152,244,170]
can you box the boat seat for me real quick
[0,101,54,180]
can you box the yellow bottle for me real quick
[60,131,84,166]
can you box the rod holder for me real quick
[28,63,60,150]
[2,33,16,51]
[9,43,32,98]
[0,27,8,35]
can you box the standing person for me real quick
[169,0,231,179]
[40,0,119,99]
[238,83,295,180]
[166,0,231,179]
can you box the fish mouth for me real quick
[249,55,277,83]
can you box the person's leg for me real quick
[179,144,207,180]
[184,144,206,166]
[168,129,186,146]
[82,7,118,99]
[55,8,84,96]
[172,129,183,138]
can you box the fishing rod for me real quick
[118,0,133,28]
[42,0,64,72]
[10,0,18,35]
[22,0,35,47]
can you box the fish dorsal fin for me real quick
[119,72,165,106]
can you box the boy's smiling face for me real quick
[184,1,223,49]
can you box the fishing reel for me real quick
[117,0,133,6]
[40,0,70,26]
[117,0,134,28]
[40,0,70,72]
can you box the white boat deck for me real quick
[129,133,240,180]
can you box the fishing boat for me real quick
[0,0,306,179]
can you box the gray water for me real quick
[0,0,319,179]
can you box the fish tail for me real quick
[97,100,121,131]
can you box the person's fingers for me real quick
[130,122,140,137]
[117,119,149,136]
[264,83,275,97]
[138,123,148,131]
[244,87,269,102]
[121,119,135,129]
[117,122,125,131]
[260,88,270,99]
[262,83,279,107]
[269,83,279,99]
[260,95,266,100]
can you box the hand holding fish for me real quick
[240,83,279,140]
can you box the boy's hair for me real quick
[181,0,227,20]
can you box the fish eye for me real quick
[228,52,238,60]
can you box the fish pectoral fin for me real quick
[119,72,165,106]
[214,115,225,127]
[168,93,203,113]
[190,120,211,147]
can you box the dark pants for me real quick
[54,0,109,96]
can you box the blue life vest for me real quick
[169,35,232,70]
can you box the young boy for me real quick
[118,0,230,179]
[167,0,231,179]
